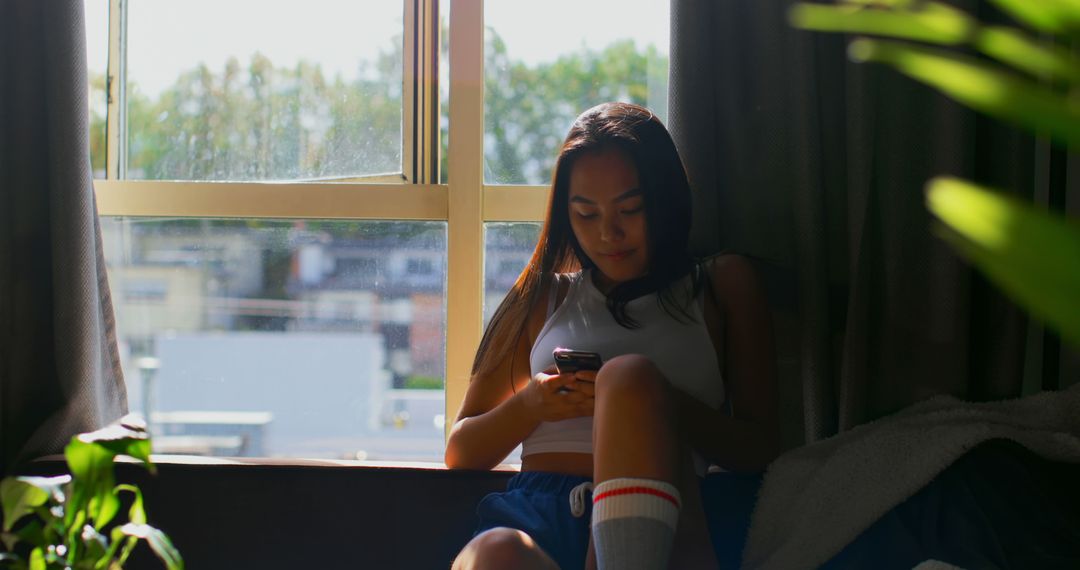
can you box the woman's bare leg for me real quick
[592,354,718,569]
[592,354,677,483]
[452,528,559,570]
[670,448,719,569]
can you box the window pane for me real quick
[482,222,540,465]
[102,218,447,461]
[483,223,540,326]
[85,0,108,178]
[125,1,404,181]
[484,1,669,185]
[439,3,449,184]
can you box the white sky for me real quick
[84,1,668,98]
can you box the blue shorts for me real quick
[474,472,594,570]
[473,470,762,570]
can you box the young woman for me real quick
[447,102,779,570]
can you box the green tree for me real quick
[126,46,403,182]
[88,72,108,176]
[483,30,668,184]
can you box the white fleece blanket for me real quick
[742,383,1080,570]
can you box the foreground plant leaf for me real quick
[974,26,1080,85]
[63,440,118,530]
[789,2,973,44]
[1,479,51,533]
[927,177,1080,346]
[76,415,153,469]
[790,2,1080,86]
[114,485,146,526]
[118,524,183,570]
[848,39,1080,148]
[988,0,1080,35]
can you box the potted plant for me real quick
[0,417,182,570]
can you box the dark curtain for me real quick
[0,0,127,475]
[670,0,1080,445]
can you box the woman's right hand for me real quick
[521,368,595,422]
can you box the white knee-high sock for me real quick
[591,477,681,570]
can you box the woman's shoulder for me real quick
[700,252,754,276]
[698,253,763,310]
[525,270,582,334]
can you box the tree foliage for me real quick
[88,28,667,186]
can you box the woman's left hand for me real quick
[572,370,597,397]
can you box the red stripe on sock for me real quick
[592,486,680,508]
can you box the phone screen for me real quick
[553,348,603,374]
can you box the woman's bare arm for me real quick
[444,323,540,470]
[444,277,591,470]
[678,254,780,472]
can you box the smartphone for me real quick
[553,348,604,375]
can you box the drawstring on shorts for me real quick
[569,481,594,518]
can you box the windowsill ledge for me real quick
[33,454,521,472]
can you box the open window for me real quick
[86,0,669,463]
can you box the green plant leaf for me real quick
[95,529,122,570]
[27,549,43,570]
[64,439,118,530]
[1,479,49,533]
[987,0,1080,35]
[849,39,1080,147]
[107,527,136,570]
[0,532,17,553]
[844,0,918,7]
[791,2,1080,86]
[14,477,69,506]
[76,416,148,445]
[4,519,46,554]
[64,439,115,490]
[927,177,1080,346]
[87,491,120,531]
[74,416,153,469]
[79,525,108,565]
[114,485,145,526]
[974,26,1080,85]
[62,508,85,548]
[789,2,974,44]
[118,524,183,570]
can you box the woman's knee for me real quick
[596,354,670,403]
[453,528,555,570]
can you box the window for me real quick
[124,0,404,182]
[105,218,446,460]
[88,0,668,462]
[484,222,540,325]
[85,0,108,177]
[407,258,435,275]
[484,0,669,185]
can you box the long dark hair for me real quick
[471,102,704,379]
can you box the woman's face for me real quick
[567,147,649,291]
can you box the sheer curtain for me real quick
[0,0,127,475]
[668,0,1078,445]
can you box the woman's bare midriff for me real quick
[520,452,594,478]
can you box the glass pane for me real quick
[101,218,447,461]
[125,1,404,181]
[483,222,540,465]
[484,0,669,185]
[439,2,449,184]
[483,223,540,326]
[85,0,108,178]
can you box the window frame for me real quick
[95,0,549,446]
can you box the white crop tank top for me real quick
[522,268,724,463]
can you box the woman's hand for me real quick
[521,367,595,422]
